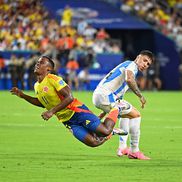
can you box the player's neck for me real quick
[134,59,138,66]
[37,73,48,83]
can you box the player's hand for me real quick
[10,87,24,98]
[139,96,146,109]
[41,110,54,121]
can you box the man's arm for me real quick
[98,112,106,120]
[10,87,44,107]
[41,85,74,120]
[125,70,146,108]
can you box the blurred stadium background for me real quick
[0,0,182,91]
[0,0,182,182]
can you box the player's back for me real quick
[97,60,138,98]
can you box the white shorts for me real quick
[92,90,132,115]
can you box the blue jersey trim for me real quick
[108,93,115,103]
[114,82,127,95]
[103,68,121,84]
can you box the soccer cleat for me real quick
[112,128,128,136]
[117,147,130,157]
[128,151,151,160]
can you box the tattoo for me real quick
[126,71,142,98]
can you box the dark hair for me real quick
[41,55,55,69]
[139,50,155,63]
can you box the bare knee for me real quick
[83,134,107,147]
[96,121,114,136]
[134,110,141,118]
[123,108,141,118]
[102,128,112,136]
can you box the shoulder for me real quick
[47,74,62,81]
[47,74,67,88]
[124,60,137,68]
[34,81,39,88]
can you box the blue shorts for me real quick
[63,104,101,142]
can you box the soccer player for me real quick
[10,56,126,148]
[92,50,155,159]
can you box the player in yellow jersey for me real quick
[10,56,127,147]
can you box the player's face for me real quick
[34,57,50,75]
[136,55,152,72]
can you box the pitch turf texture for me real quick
[0,91,182,182]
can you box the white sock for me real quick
[118,118,129,149]
[129,117,141,153]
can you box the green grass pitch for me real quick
[0,90,182,182]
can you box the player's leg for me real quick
[82,108,125,147]
[78,106,120,137]
[83,132,108,147]
[126,106,141,153]
[126,107,150,160]
[118,104,150,160]
[117,117,130,156]
[116,100,132,156]
[71,125,108,147]
[92,92,128,137]
[63,108,118,147]
[95,107,119,136]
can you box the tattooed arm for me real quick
[125,70,146,108]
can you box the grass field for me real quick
[0,90,182,182]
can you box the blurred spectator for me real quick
[60,5,73,26]
[8,54,19,88]
[0,54,5,84]
[0,54,5,71]
[146,63,162,90]
[137,61,162,91]
[179,63,182,90]
[66,58,79,90]
[25,54,38,90]
[83,24,97,40]
[137,71,147,91]
[78,68,90,90]
[8,54,25,89]
[176,29,182,53]
[16,56,25,90]
[96,28,110,40]
[77,18,88,35]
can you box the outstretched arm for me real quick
[125,70,146,108]
[10,87,44,107]
[41,85,74,120]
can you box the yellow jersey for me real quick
[34,74,82,122]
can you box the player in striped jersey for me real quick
[10,56,127,148]
[92,50,155,160]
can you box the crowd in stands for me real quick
[0,0,122,67]
[120,1,182,57]
[0,0,169,90]
[119,0,182,89]
[0,0,123,90]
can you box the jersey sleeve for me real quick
[48,74,67,91]
[125,62,138,76]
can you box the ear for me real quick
[47,68,52,73]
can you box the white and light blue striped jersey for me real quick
[96,61,138,99]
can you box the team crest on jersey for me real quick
[59,80,65,86]
[43,86,49,93]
